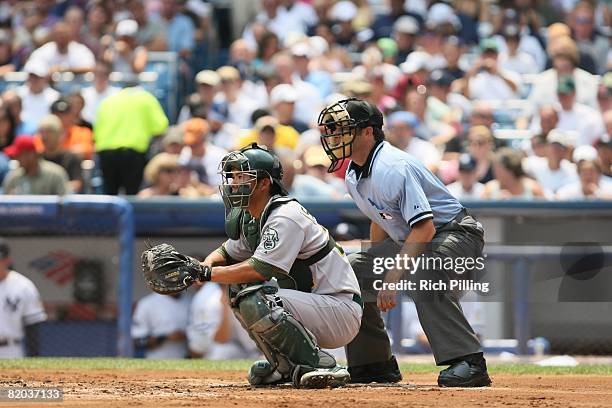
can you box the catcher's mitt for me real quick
[141,243,211,295]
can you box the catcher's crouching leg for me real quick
[230,284,347,388]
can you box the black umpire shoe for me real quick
[437,360,492,387]
[348,356,403,383]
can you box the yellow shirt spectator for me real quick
[236,117,300,151]
[94,87,169,153]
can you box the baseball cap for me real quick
[387,111,419,129]
[377,38,398,59]
[38,114,62,133]
[217,66,241,82]
[3,135,37,158]
[501,25,521,40]
[341,80,372,96]
[547,129,573,148]
[23,60,49,78]
[195,69,220,86]
[426,3,461,30]
[303,145,331,168]
[573,145,598,162]
[270,84,298,105]
[183,118,209,145]
[116,19,138,37]
[162,126,185,148]
[557,76,576,94]
[290,42,312,58]
[0,237,9,259]
[345,99,383,129]
[255,116,279,132]
[50,98,71,114]
[400,51,430,74]
[458,153,477,172]
[393,15,419,35]
[479,38,499,53]
[329,0,358,22]
[427,69,454,87]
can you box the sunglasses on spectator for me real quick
[469,139,488,147]
[160,167,178,174]
[575,16,593,24]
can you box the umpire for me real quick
[318,98,491,387]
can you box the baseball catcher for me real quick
[142,143,363,388]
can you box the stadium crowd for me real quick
[0,0,610,200]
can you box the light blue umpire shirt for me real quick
[345,141,463,245]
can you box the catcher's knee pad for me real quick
[232,285,331,374]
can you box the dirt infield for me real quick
[2,368,612,408]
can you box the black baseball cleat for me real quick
[437,360,492,387]
[348,355,403,384]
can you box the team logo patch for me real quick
[4,296,20,313]
[262,227,279,250]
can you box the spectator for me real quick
[530,105,559,140]
[128,0,166,51]
[556,159,612,200]
[0,30,17,75]
[272,52,322,126]
[524,129,578,195]
[37,114,83,193]
[482,147,545,199]
[393,16,419,65]
[290,41,334,99]
[446,153,485,200]
[103,19,147,75]
[237,110,299,151]
[2,91,37,136]
[386,110,441,172]
[467,126,496,184]
[301,145,346,192]
[529,36,599,110]
[426,69,470,127]
[68,92,90,129]
[442,36,466,80]
[595,132,612,178]
[175,163,216,198]
[81,3,111,55]
[0,105,16,151]
[26,21,95,75]
[404,87,456,146]
[211,65,260,129]
[17,61,60,128]
[597,72,612,113]
[545,23,596,74]
[187,281,258,359]
[131,292,190,359]
[80,60,120,125]
[158,0,196,57]
[2,135,69,195]
[94,84,169,195]
[36,97,94,160]
[138,153,180,198]
[269,83,308,133]
[371,0,423,40]
[177,70,220,123]
[569,1,609,74]
[178,118,227,187]
[464,38,521,101]
[160,126,184,155]
[497,25,539,75]
[280,154,338,200]
[554,76,605,146]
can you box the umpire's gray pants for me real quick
[346,212,483,366]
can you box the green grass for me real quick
[0,358,611,375]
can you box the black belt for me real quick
[352,293,363,308]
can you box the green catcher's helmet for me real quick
[218,143,287,208]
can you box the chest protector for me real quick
[224,196,338,292]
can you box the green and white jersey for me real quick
[223,198,360,297]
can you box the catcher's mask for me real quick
[219,143,286,209]
[318,98,378,173]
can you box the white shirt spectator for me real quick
[528,68,599,110]
[80,85,121,124]
[524,156,579,194]
[405,137,441,170]
[179,143,227,186]
[556,178,612,200]
[494,34,547,71]
[131,292,190,359]
[468,70,521,101]
[291,76,323,126]
[27,41,95,73]
[17,85,60,128]
[187,282,257,360]
[446,181,485,200]
[0,271,47,358]
[213,92,260,129]
[498,51,539,75]
[557,103,606,147]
